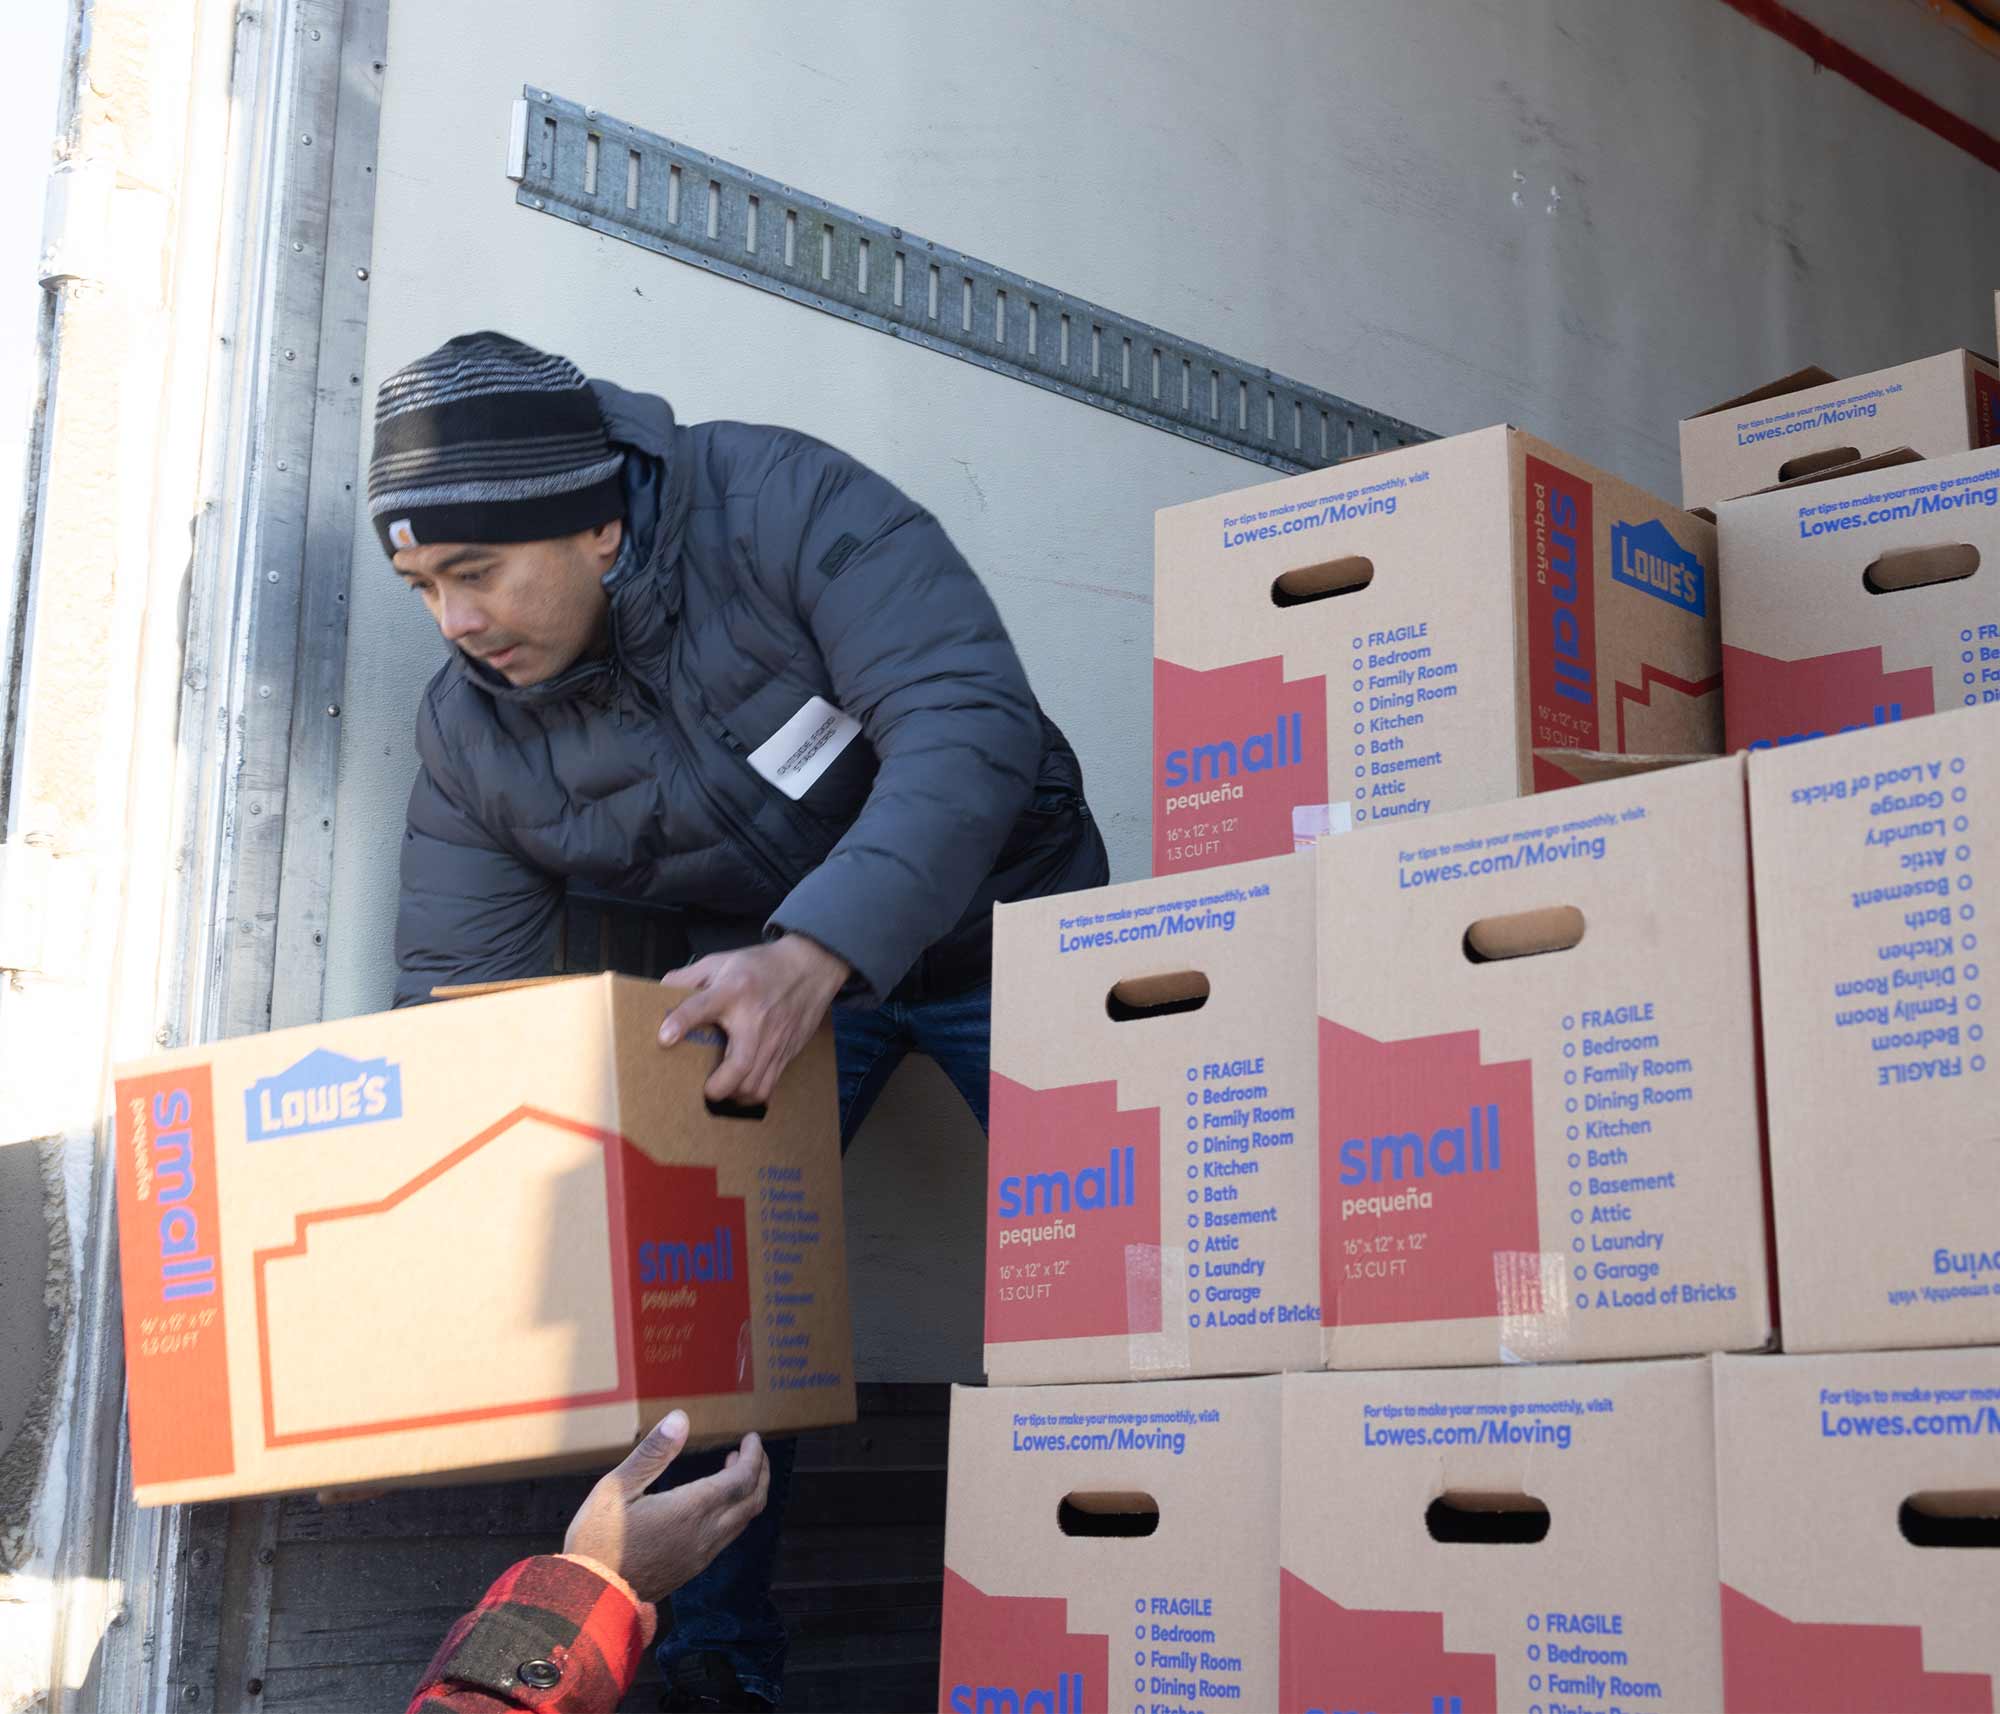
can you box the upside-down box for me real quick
[1280,1361,1722,1714]
[1715,1348,2000,1712]
[1717,444,2000,752]
[1680,349,2000,511]
[1152,426,1721,876]
[986,855,1319,1385]
[940,1376,1281,1714]
[1317,756,1772,1368]
[112,973,853,1505]
[1747,704,2000,1353]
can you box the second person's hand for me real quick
[563,1411,770,1604]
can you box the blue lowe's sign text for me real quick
[245,1048,403,1141]
[1610,519,1706,617]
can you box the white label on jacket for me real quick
[747,695,862,800]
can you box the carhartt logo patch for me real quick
[388,519,418,551]
[817,534,862,579]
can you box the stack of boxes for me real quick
[945,338,2000,1713]
[1683,350,2000,752]
[1696,345,2000,1709]
[1724,704,2000,1705]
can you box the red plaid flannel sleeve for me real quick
[406,1555,654,1713]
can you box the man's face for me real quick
[393,520,622,686]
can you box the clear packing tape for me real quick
[1126,1242,1192,1376]
[1495,1249,1571,1364]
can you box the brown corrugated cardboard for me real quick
[940,1376,1280,1714]
[1529,748,1710,789]
[1317,756,1771,1368]
[1152,426,1721,875]
[112,973,852,1505]
[1747,704,1999,1353]
[1680,349,2000,509]
[986,855,1318,1385]
[1280,1361,1721,1714]
[1717,444,2000,752]
[1687,448,1928,526]
[1715,1349,2000,1712]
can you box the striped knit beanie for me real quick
[367,331,625,556]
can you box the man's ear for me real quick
[587,516,624,572]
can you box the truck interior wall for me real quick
[323,0,2000,1381]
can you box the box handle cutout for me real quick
[1271,555,1374,607]
[1426,1492,1551,1545]
[1058,1491,1160,1537]
[1863,543,1980,595]
[1900,1491,2000,1548]
[1462,906,1585,964]
[1107,971,1211,1022]
[1777,445,1861,483]
[684,1023,766,1119]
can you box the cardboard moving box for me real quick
[1748,704,1999,1353]
[940,1376,1281,1714]
[987,855,1319,1385]
[1681,348,2000,510]
[1152,426,1721,875]
[1317,756,1772,1368]
[1717,443,2000,752]
[113,973,852,1505]
[1715,1349,2000,1713]
[1280,1361,1722,1714]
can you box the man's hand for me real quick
[658,935,850,1105]
[562,1411,769,1605]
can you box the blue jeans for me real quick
[655,984,992,1705]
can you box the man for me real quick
[373,332,1108,1711]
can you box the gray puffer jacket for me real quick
[392,379,1106,1008]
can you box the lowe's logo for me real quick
[245,1048,402,1141]
[1611,519,1705,617]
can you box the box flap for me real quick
[1768,444,1926,489]
[428,973,601,1001]
[1530,748,1710,787]
[1712,445,1926,510]
[1687,366,1839,421]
